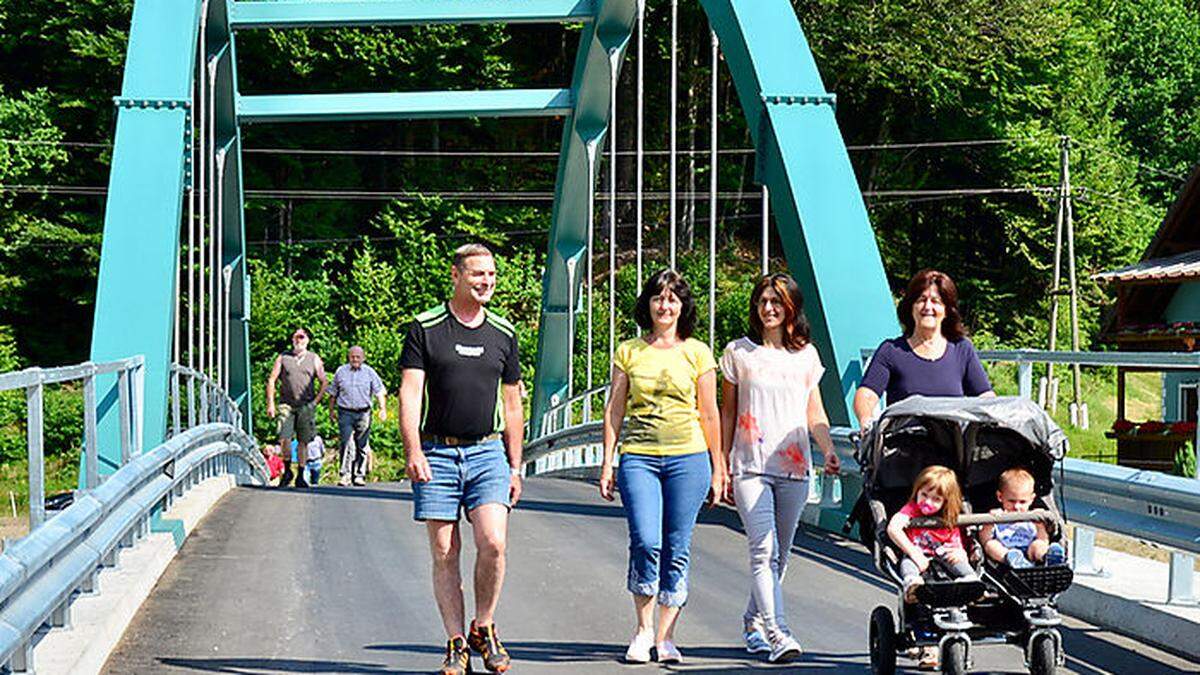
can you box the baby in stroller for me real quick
[980,468,1066,568]
[886,465,979,603]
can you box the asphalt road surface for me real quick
[104,478,1199,674]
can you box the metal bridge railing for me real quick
[538,385,610,438]
[527,349,1200,606]
[0,357,145,531]
[169,363,243,436]
[0,358,268,673]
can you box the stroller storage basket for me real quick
[992,564,1074,599]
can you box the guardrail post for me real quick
[171,366,181,437]
[187,370,196,429]
[133,361,144,456]
[1071,526,1107,576]
[117,369,132,466]
[25,377,45,530]
[81,568,99,594]
[1168,552,1197,605]
[50,598,71,629]
[82,365,100,489]
[9,639,33,673]
[1018,360,1033,399]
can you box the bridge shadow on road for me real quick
[158,656,408,673]
[367,641,865,672]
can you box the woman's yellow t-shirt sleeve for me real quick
[613,339,633,374]
[686,339,718,376]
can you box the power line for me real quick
[0,136,1044,157]
[0,184,1063,202]
[1070,137,1189,183]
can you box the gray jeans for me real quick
[733,473,810,631]
[337,409,372,479]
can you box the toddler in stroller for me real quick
[981,468,1066,568]
[886,465,979,604]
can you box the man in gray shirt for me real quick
[328,345,387,486]
[266,327,328,487]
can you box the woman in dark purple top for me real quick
[853,269,994,428]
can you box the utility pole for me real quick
[1043,136,1087,427]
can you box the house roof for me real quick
[1093,249,1200,284]
[1099,163,1200,338]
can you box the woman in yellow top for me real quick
[599,269,728,664]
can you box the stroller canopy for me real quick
[868,396,1067,459]
[858,396,1069,505]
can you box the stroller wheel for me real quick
[941,637,968,675]
[869,606,897,675]
[1028,632,1058,675]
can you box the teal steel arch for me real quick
[89,0,208,481]
[531,0,896,430]
[88,0,632,480]
[89,0,892,480]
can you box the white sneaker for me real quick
[768,633,803,663]
[656,640,683,663]
[743,619,771,654]
[625,631,653,663]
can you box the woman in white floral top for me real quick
[719,274,841,664]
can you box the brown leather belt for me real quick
[421,432,502,446]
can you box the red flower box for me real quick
[1138,421,1168,434]
[1170,421,1197,436]
[1111,419,1136,433]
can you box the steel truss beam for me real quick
[229,0,595,29]
[90,0,201,482]
[89,0,251,487]
[238,89,574,124]
[698,0,894,423]
[530,0,637,434]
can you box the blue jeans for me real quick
[411,439,511,521]
[617,451,712,607]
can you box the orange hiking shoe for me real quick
[467,621,512,673]
[440,635,472,675]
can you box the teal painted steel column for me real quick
[217,0,252,430]
[530,0,637,435]
[698,0,895,424]
[88,0,202,483]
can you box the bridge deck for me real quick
[104,478,1197,673]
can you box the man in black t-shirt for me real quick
[399,243,523,675]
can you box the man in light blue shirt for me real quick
[328,345,387,486]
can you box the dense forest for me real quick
[2,0,1200,469]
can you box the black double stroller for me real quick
[849,396,1075,675]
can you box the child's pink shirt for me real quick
[900,501,964,555]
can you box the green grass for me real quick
[986,363,1163,464]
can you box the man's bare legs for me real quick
[427,505,509,636]
[427,520,465,638]
[469,503,509,628]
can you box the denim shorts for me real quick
[412,438,511,522]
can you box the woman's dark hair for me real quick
[292,327,312,340]
[748,274,811,351]
[897,269,966,340]
[634,269,697,340]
